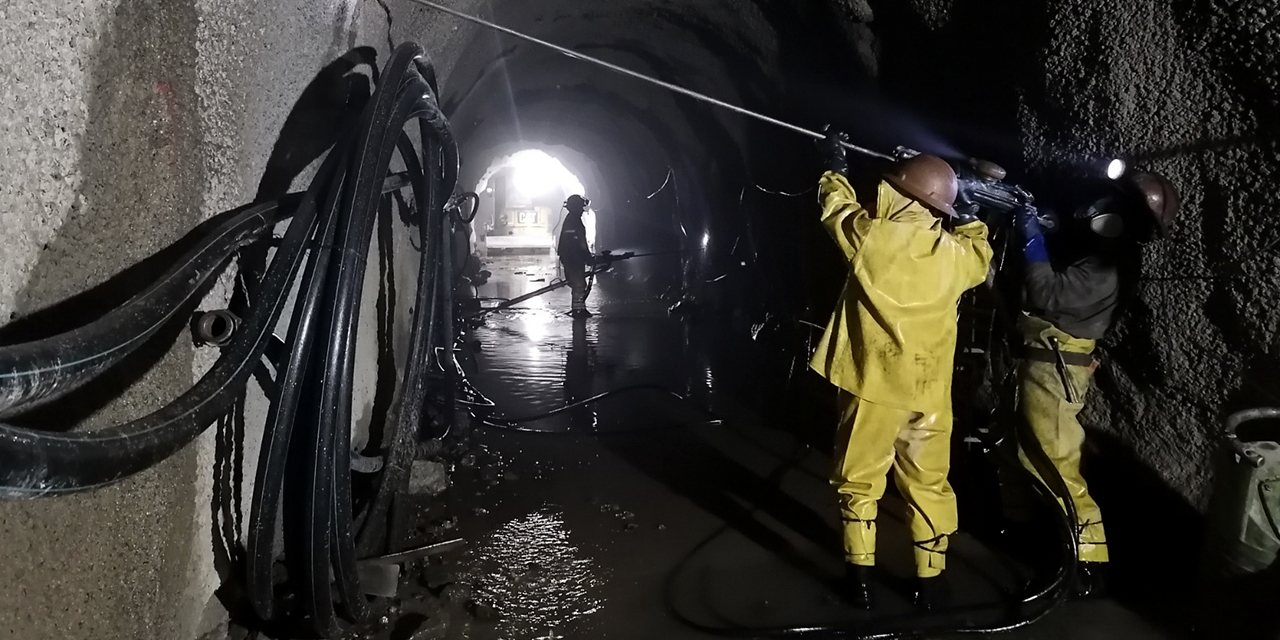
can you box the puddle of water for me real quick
[461,509,608,639]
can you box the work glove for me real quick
[953,202,981,226]
[819,125,849,176]
[1016,206,1050,263]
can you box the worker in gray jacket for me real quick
[1011,171,1179,596]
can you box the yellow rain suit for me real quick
[1016,313,1108,562]
[810,171,993,577]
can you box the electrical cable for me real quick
[646,168,674,200]
[403,0,894,161]
[753,183,816,198]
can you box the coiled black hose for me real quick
[242,45,459,637]
[0,201,277,420]
[0,42,458,639]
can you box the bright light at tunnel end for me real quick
[506,149,586,199]
[1106,158,1127,180]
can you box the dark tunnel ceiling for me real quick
[437,0,877,249]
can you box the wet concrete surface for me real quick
[355,259,1183,640]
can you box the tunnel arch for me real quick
[428,0,880,306]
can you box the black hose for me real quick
[450,191,480,224]
[0,201,278,418]
[0,174,411,498]
[0,42,458,639]
[0,192,320,497]
[260,44,457,636]
[468,378,1080,638]
[301,55,432,634]
[478,384,717,431]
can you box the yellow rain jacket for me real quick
[810,172,993,413]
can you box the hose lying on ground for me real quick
[0,43,459,639]
[461,347,1078,638]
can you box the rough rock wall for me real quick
[859,0,1280,512]
[1018,0,1280,513]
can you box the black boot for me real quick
[1074,562,1109,599]
[842,564,875,610]
[914,574,951,610]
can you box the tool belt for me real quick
[1021,346,1095,368]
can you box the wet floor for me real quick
[387,259,1184,640]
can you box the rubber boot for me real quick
[914,573,951,610]
[843,564,875,610]
[1074,562,1109,599]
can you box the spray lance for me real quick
[406,0,1127,231]
[465,250,680,320]
[404,0,894,162]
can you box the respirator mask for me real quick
[1075,197,1125,239]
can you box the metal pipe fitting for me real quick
[193,309,241,348]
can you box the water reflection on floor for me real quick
[460,509,606,640]
[449,260,1179,640]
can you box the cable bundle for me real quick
[0,42,458,637]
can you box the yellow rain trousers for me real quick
[834,393,956,577]
[1016,314,1109,563]
[810,172,993,577]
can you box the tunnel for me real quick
[0,0,1278,639]
[428,0,877,318]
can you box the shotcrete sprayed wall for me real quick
[857,0,1280,513]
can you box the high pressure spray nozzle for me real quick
[950,157,1051,230]
[893,146,922,161]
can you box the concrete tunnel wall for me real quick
[0,1,367,638]
[0,0,1275,637]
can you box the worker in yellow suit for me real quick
[810,128,993,610]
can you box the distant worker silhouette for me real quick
[558,194,594,318]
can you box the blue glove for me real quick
[1017,206,1049,263]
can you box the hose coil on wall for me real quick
[0,43,458,637]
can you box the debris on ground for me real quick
[409,460,451,496]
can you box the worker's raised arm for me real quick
[949,218,994,291]
[818,171,872,259]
